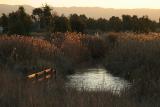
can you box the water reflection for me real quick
[66,67,129,93]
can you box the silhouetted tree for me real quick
[32,4,52,30]
[96,18,108,31]
[42,5,52,30]
[3,4,159,34]
[8,6,32,35]
[32,8,43,19]
[86,18,97,30]
[108,16,122,32]
[54,15,71,32]
[131,15,139,32]
[138,16,153,33]
[0,13,8,33]
[79,14,88,26]
[122,15,133,31]
[70,14,86,33]
[32,8,43,29]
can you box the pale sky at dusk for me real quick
[1,0,160,9]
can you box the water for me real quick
[66,67,129,93]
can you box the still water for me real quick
[66,67,129,93]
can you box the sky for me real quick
[1,0,160,9]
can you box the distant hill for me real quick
[0,4,160,21]
[0,4,33,15]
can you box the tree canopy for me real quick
[1,5,160,35]
[7,6,32,35]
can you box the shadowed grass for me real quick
[104,32,160,103]
[1,32,160,106]
[0,68,138,107]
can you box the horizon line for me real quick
[1,3,160,10]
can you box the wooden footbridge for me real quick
[26,68,56,83]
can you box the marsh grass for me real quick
[104,32,160,103]
[1,32,160,106]
[0,68,139,107]
[0,35,59,76]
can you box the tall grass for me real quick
[104,32,160,102]
[49,32,106,61]
[0,35,58,75]
[49,32,106,73]
[0,68,139,107]
[1,32,160,106]
[0,33,106,75]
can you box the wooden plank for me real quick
[26,68,55,82]
[46,75,52,79]
[36,70,45,75]
[38,77,45,82]
[27,74,36,79]
[45,68,52,73]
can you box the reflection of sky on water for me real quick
[66,68,129,93]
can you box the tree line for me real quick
[0,5,160,35]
